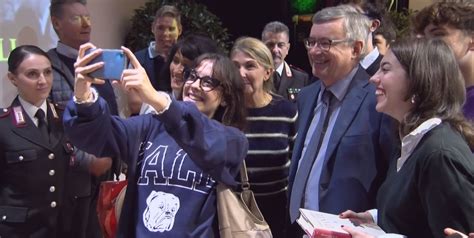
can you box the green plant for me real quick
[388,9,417,39]
[385,0,417,39]
[124,0,231,52]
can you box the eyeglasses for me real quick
[303,38,350,51]
[183,68,221,92]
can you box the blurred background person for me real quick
[341,0,385,76]
[373,14,397,55]
[160,34,221,101]
[138,34,221,115]
[48,1,115,237]
[412,1,474,120]
[126,5,182,117]
[134,4,182,92]
[0,45,71,237]
[341,38,474,238]
[231,37,297,238]
[261,21,311,101]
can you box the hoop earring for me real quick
[411,95,416,104]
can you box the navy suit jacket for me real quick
[134,48,168,92]
[288,66,397,221]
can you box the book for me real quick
[296,208,386,238]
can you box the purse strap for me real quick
[239,160,250,191]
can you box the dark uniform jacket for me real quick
[0,98,73,238]
[274,61,311,102]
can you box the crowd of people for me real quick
[0,0,472,237]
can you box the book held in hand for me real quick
[296,208,386,238]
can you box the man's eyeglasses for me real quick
[183,69,221,92]
[303,38,350,51]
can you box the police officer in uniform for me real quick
[0,45,73,237]
[261,21,312,102]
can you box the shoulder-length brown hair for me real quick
[391,38,474,147]
[194,53,247,130]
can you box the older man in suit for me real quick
[287,4,396,235]
[261,21,311,101]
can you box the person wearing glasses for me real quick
[138,34,221,115]
[160,34,221,101]
[63,43,248,237]
[261,21,311,101]
[287,4,396,236]
[231,37,297,238]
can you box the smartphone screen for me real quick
[85,49,126,80]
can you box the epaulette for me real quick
[289,64,306,73]
[0,108,10,118]
[52,102,65,112]
[49,102,64,120]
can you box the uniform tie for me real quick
[273,71,282,90]
[35,109,50,143]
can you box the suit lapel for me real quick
[320,68,369,183]
[10,98,54,150]
[292,83,321,161]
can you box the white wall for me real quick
[0,0,147,107]
[89,0,147,48]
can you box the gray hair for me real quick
[261,21,290,40]
[312,4,371,57]
[50,0,87,18]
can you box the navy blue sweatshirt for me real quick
[63,97,248,237]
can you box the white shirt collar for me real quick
[276,62,285,76]
[397,117,442,171]
[56,41,79,59]
[18,96,48,127]
[147,41,160,59]
[360,47,380,69]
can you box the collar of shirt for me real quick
[321,66,358,103]
[56,41,79,59]
[18,96,48,127]
[276,61,285,76]
[147,41,161,59]
[360,47,380,69]
[397,117,442,171]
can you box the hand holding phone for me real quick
[85,48,126,80]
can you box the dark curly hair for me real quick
[412,1,474,35]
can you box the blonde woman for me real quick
[231,37,297,238]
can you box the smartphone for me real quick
[85,48,126,80]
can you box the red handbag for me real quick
[97,179,127,238]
